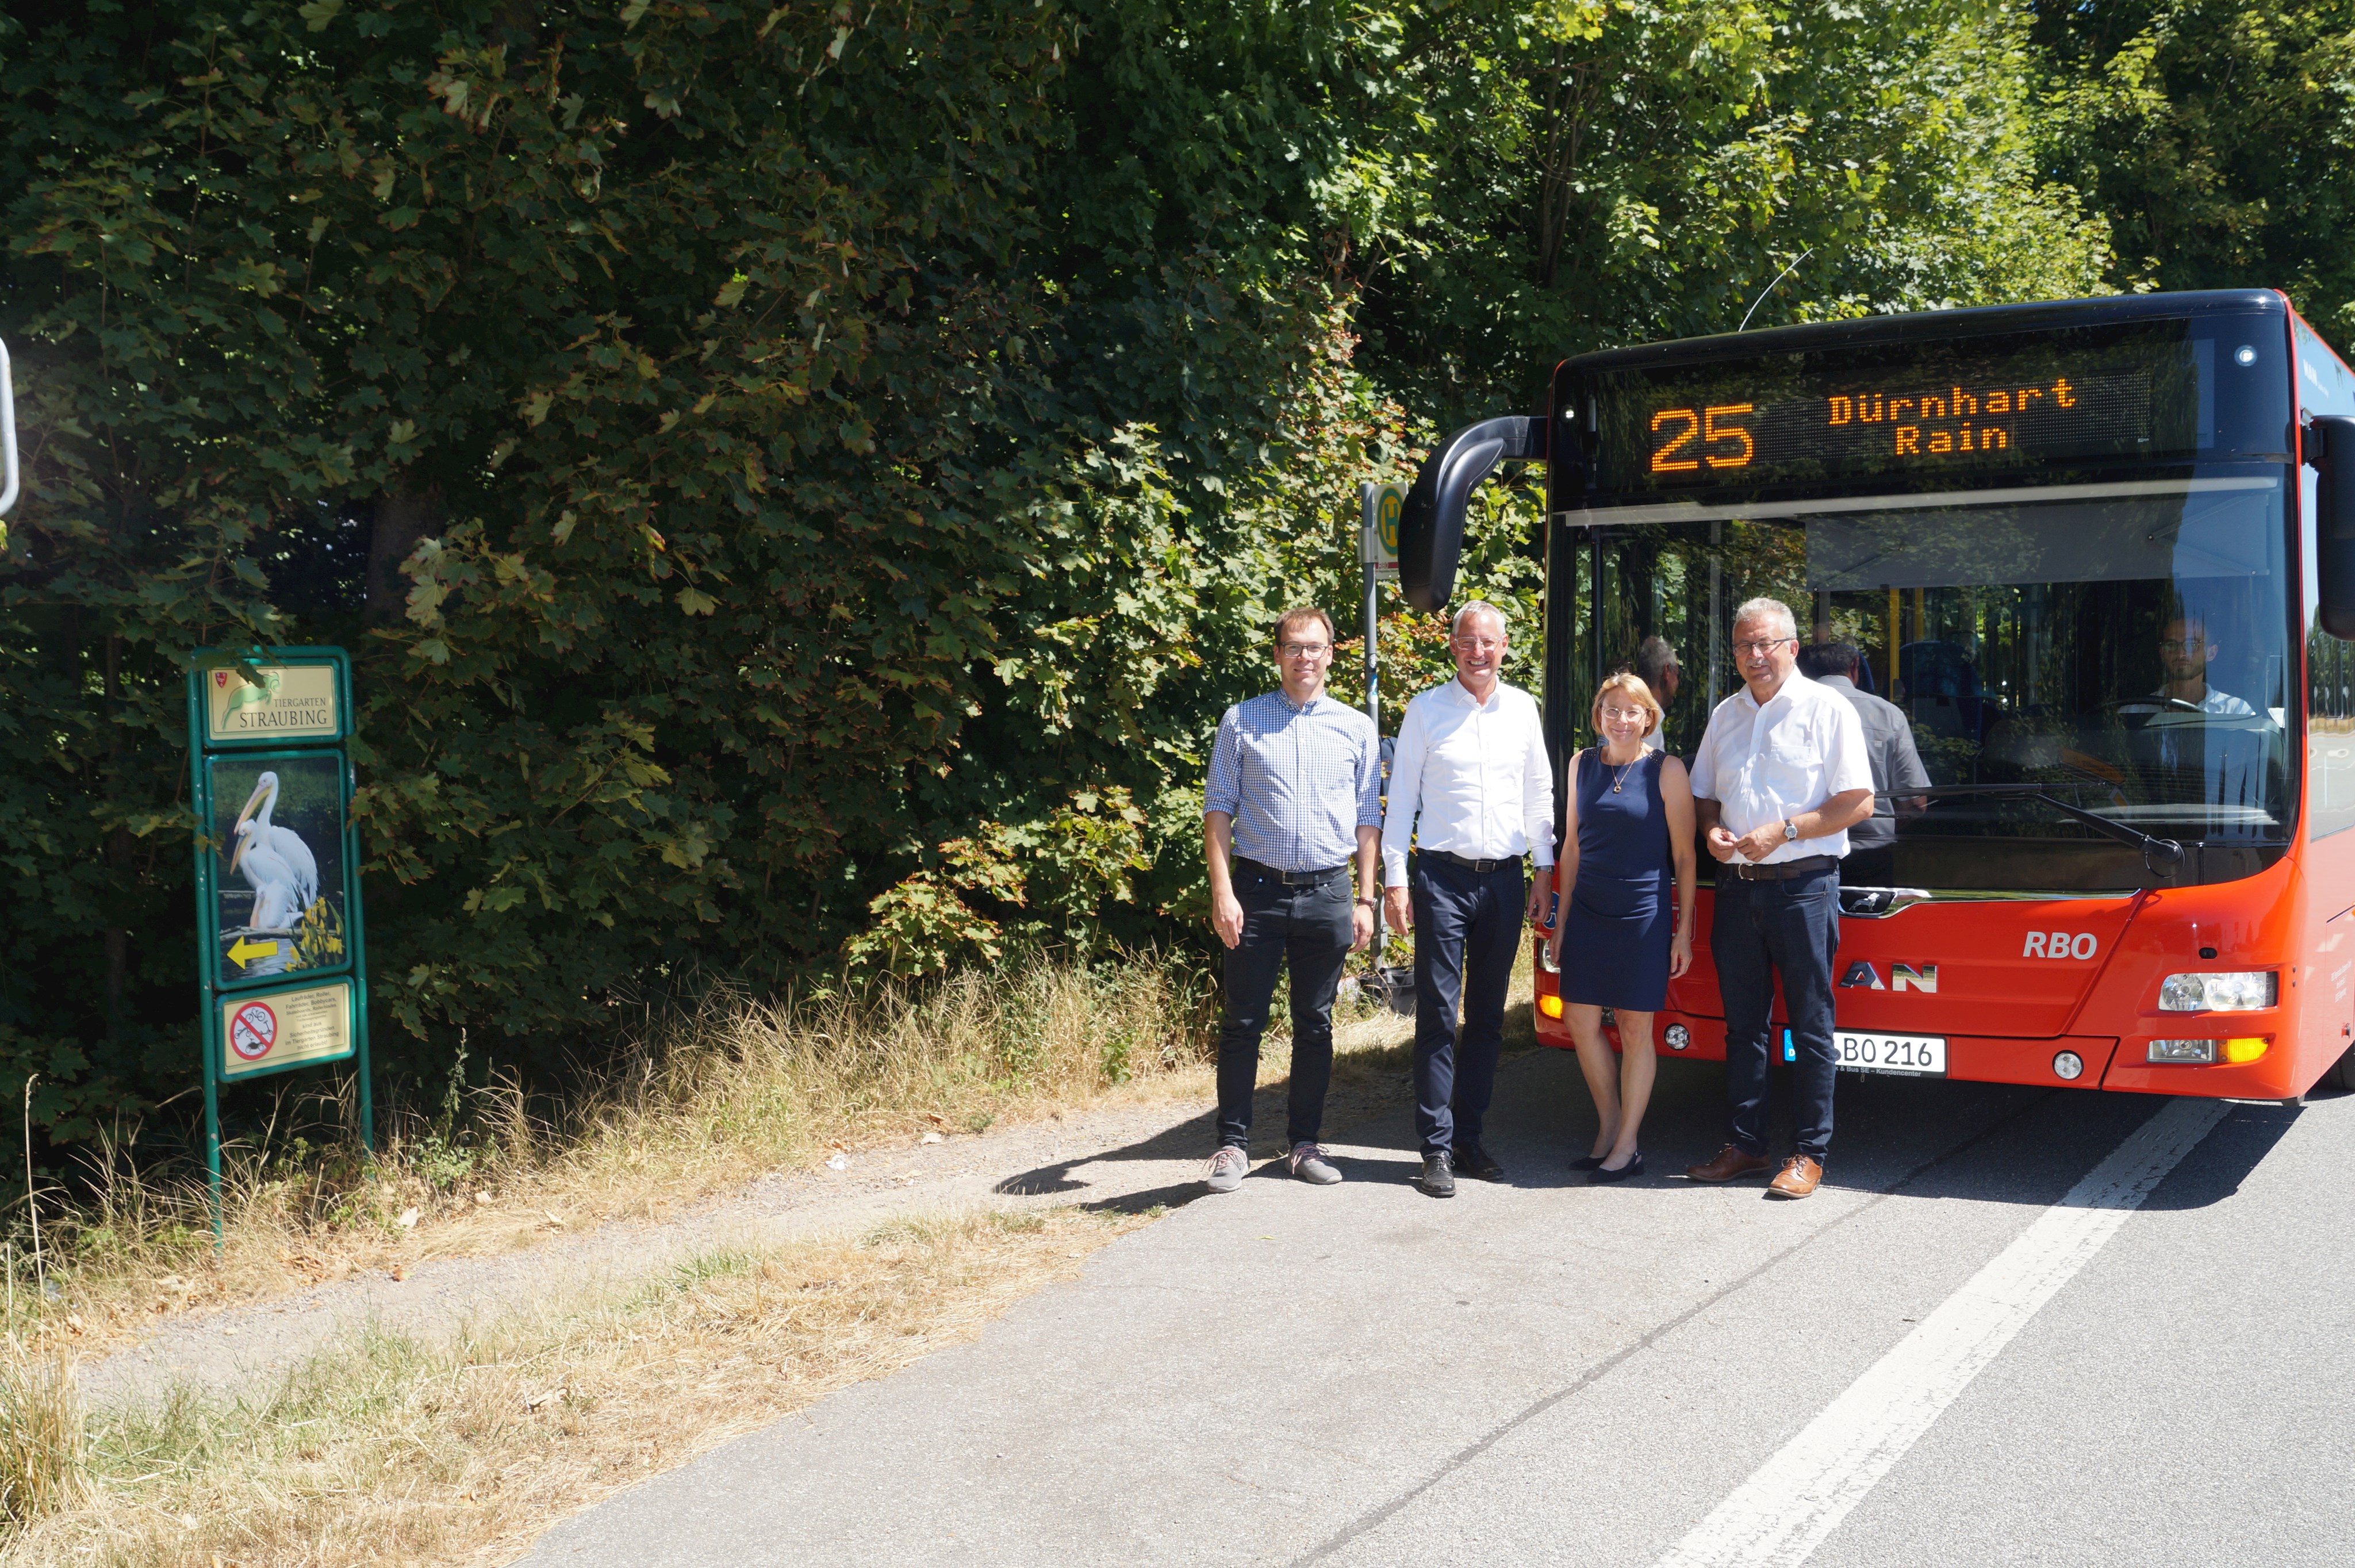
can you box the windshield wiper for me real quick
[1916,783,2185,877]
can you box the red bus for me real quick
[1398,290,2355,1102]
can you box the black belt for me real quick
[1420,849,1520,875]
[1234,858,1349,886]
[1721,854,1838,882]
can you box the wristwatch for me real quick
[1355,896,1379,909]
[1782,818,1800,842]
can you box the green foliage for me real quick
[2032,0,2355,351]
[0,0,2168,1150]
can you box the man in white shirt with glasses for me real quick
[1686,596,1873,1201]
[1381,601,1555,1199]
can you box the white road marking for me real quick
[1654,1097,2229,1568]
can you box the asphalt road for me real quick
[515,1045,2355,1567]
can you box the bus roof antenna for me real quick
[1738,247,1815,333]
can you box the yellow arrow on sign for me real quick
[226,937,279,968]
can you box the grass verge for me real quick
[34,951,1225,1351]
[7,1206,1144,1567]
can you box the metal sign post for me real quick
[186,648,371,1244]
[1359,481,1402,731]
[1,336,20,521]
[1359,482,1403,977]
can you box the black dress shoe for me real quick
[1570,1154,1606,1172]
[1587,1152,1644,1184]
[1416,1151,1457,1198]
[1451,1142,1505,1182]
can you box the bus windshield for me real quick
[1568,473,2293,892]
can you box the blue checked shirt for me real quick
[1203,691,1383,872]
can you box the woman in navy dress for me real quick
[1544,673,1696,1182]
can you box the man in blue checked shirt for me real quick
[1201,607,1384,1194]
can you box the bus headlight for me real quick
[1539,995,1564,1019]
[1665,1024,1690,1051]
[2147,1038,2217,1064]
[2146,1037,2269,1065]
[2157,971,2276,1011]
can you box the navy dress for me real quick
[1560,747,1674,1011]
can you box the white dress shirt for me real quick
[2151,683,2256,716]
[1688,672,1873,863]
[1380,678,1556,887]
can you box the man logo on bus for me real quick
[2023,931,2100,960]
[1839,961,1938,991]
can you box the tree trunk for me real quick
[366,484,444,627]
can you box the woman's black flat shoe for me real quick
[1588,1153,1644,1184]
[1570,1154,1606,1171]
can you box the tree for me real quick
[2033,0,2355,350]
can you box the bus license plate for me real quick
[1836,1030,1946,1076]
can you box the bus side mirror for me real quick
[1398,415,1545,612]
[2312,415,2355,639]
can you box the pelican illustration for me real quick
[231,770,320,910]
[227,820,301,976]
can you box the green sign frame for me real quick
[186,647,371,1240]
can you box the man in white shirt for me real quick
[1380,601,1555,1198]
[2154,616,2257,715]
[1685,597,1873,1200]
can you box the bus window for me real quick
[1581,477,2292,891]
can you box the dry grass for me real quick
[0,949,1533,1561]
[8,1205,1144,1567]
[30,950,1527,1363]
[32,952,1223,1352]
[0,1352,83,1525]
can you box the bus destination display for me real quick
[1586,322,2203,494]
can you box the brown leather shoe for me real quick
[1768,1155,1824,1199]
[1686,1144,1773,1183]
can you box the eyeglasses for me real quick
[1733,637,1795,657]
[1279,642,1332,658]
[2158,637,2211,653]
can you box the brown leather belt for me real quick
[1720,854,1839,882]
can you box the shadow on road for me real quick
[992,990,2307,1218]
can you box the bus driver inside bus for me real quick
[2155,615,2255,717]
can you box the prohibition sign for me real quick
[228,1000,278,1061]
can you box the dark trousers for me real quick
[1216,865,1355,1150]
[1410,855,1524,1157]
[1713,866,1841,1160]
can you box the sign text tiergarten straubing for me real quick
[204,664,341,744]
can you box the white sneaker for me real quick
[1205,1146,1249,1193]
[1288,1143,1343,1185]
